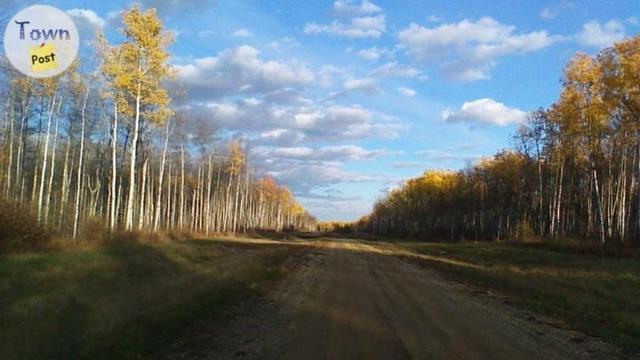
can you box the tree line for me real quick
[367,35,640,246]
[0,6,316,240]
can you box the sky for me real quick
[2,0,639,221]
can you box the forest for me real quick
[3,2,640,359]
[0,7,316,252]
[366,34,640,248]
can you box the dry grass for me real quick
[0,198,206,255]
[0,237,297,359]
[392,241,640,354]
[0,199,53,254]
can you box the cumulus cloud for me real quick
[266,37,300,50]
[316,65,345,87]
[326,77,383,99]
[250,147,382,198]
[343,77,381,93]
[231,28,252,37]
[304,15,386,38]
[175,46,314,100]
[193,101,400,143]
[66,9,106,44]
[170,41,398,217]
[333,0,382,17]
[304,0,385,38]
[397,87,417,97]
[398,17,559,81]
[441,98,527,126]
[371,62,422,78]
[247,127,391,220]
[262,162,376,193]
[252,145,387,162]
[576,20,625,48]
[258,129,306,145]
[357,47,393,61]
[67,9,106,28]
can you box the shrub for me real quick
[0,199,52,254]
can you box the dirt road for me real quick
[164,238,619,359]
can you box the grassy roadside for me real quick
[0,237,298,359]
[388,241,640,354]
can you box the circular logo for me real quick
[3,5,79,78]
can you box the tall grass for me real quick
[0,199,52,254]
[0,198,202,254]
[0,237,295,359]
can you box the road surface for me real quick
[163,238,619,359]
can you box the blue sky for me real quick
[3,0,639,221]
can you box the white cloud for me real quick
[398,17,559,81]
[67,9,105,28]
[193,101,400,143]
[343,77,380,93]
[371,61,422,78]
[397,87,417,97]
[441,98,527,126]
[252,145,387,162]
[358,48,381,60]
[304,15,386,38]
[357,47,393,61]
[65,9,106,45]
[539,1,574,20]
[576,20,625,48]
[326,77,383,99]
[304,1,385,38]
[266,37,299,50]
[231,28,252,37]
[262,162,376,193]
[399,18,512,54]
[175,46,314,99]
[333,0,382,17]
[317,65,345,87]
[258,129,306,145]
[250,144,384,199]
[169,28,406,219]
[539,8,553,19]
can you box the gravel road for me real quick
[163,238,620,360]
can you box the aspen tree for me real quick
[36,77,59,221]
[97,29,130,230]
[153,117,171,230]
[615,37,640,242]
[73,80,89,239]
[114,6,173,230]
[0,5,317,238]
